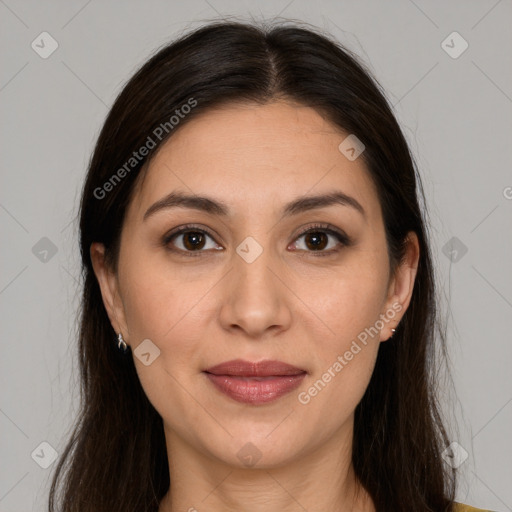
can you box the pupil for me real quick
[184,232,205,250]
[306,232,327,250]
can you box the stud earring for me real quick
[117,332,128,353]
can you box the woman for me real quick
[48,20,493,512]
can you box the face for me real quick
[91,101,418,469]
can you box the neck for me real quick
[158,423,375,512]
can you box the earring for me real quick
[390,327,397,338]
[117,332,128,353]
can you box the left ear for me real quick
[380,231,420,341]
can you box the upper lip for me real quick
[204,359,307,377]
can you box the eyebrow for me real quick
[143,190,366,222]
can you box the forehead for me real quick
[128,101,381,224]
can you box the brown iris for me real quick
[182,231,207,251]
[303,231,328,251]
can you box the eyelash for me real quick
[162,223,352,258]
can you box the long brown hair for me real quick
[49,19,456,511]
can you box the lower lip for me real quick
[204,372,306,405]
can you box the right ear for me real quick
[90,242,129,342]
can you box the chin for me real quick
[203,428,308,470]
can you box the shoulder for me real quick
[453,503,496,512]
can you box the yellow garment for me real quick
[453,503,494,512]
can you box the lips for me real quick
[203,359,307,405]
[205,359,306,377]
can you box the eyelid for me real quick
[293,222,348,240]
[163,223,222,244]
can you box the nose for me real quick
[218,245,292,339]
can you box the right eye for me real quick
[163,225,224,256]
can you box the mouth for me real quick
[203,359,307,405]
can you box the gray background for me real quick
[1,0,511,510]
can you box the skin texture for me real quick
[91,101,419,512]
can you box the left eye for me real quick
[290,228,348,253]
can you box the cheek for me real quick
[303,279,383,397]
[119,249,213,342]
[122,280,213,390]
[295,269,386,430]
[299,254,389,345]
[120,269,212,426]
[329,276,387,340]
[297,342,379,446]
[295,250,388,408]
